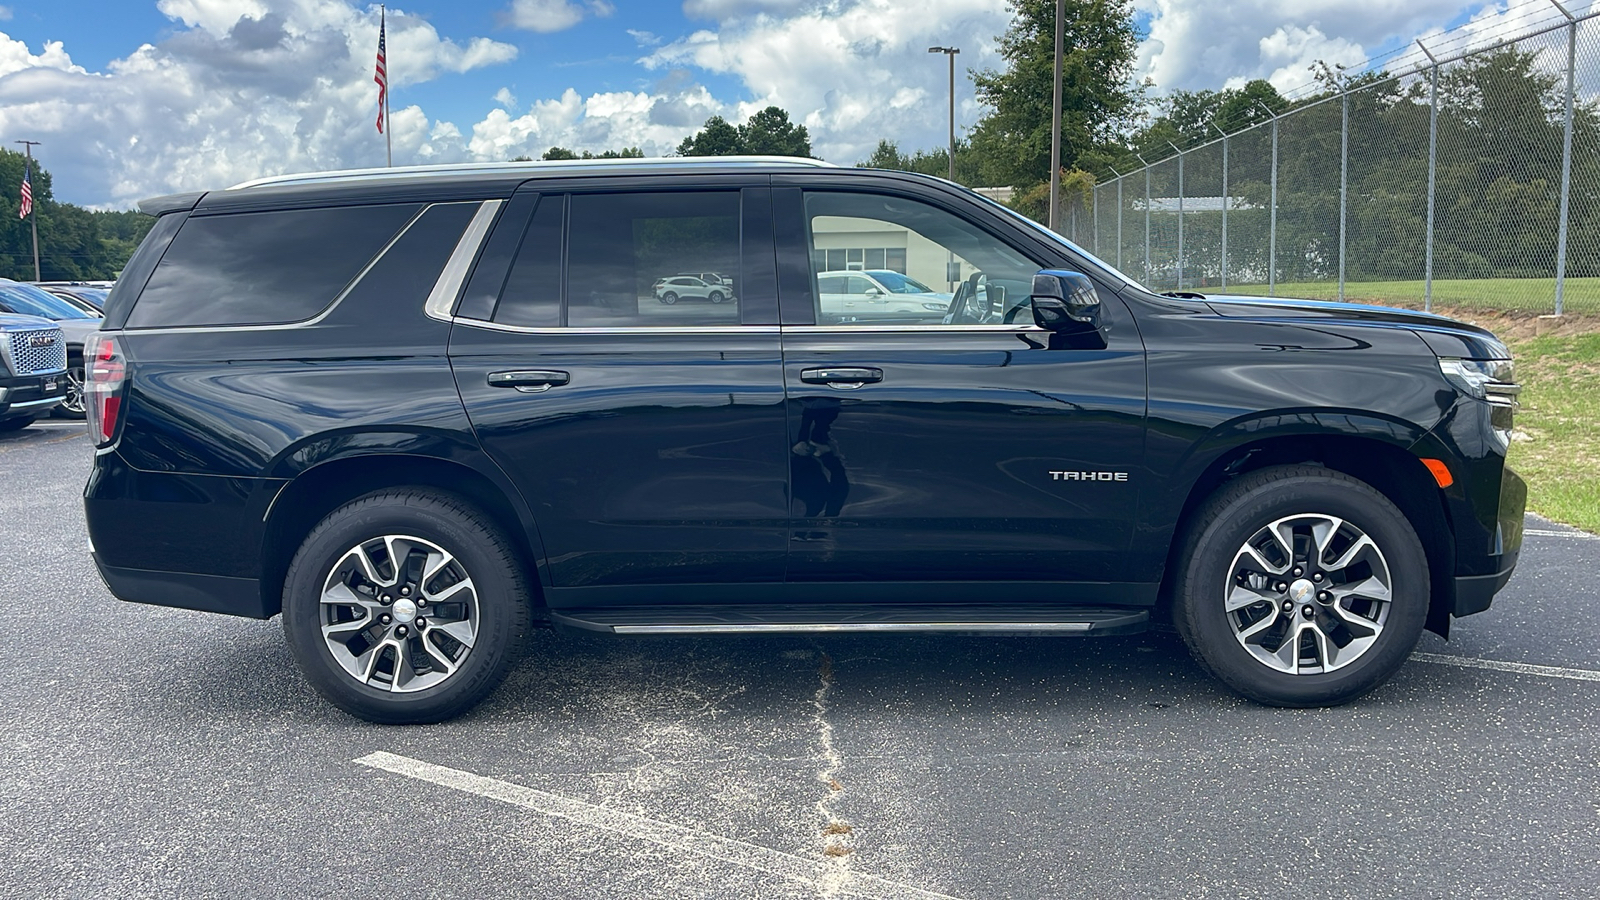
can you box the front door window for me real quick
[805,192,1039,326]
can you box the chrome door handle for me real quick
[800,367,883,390]
[487,370,570,393]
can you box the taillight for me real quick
[84,333,126,447]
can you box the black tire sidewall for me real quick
[282,492,528,724]
[1178,471,1429,707]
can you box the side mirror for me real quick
[864,287,883,297]
[1030,270,1101,332]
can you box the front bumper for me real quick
[0,370,67,418]
[1453,550,1518,617]
[1450,464,1526,618]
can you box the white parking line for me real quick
[354,751,962,900]
[1413,652,1600,683]
[1524,529,1600,540]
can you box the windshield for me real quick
[867,271,938,294]
[967,191,1145,292]
[0,283,101,320]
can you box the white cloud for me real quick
[0,6,13,22]
[1254,24,1366,92]
[1136,0,1480,95]
[0,36,84,78]
[627,28,661,47]
[681,0,812,19]
[493,86,518,110]
[500,0,611,33]
[0,1,517,207]
[645,0,1008,164]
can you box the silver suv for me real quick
[652,275,734,305]
[0,313,68,431]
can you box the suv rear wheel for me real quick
[1174,465,1428,707]
[281,489,532,723]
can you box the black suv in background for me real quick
[84,158,1524,723]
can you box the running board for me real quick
[550,604,1149,637]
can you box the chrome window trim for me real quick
[450,320,1044,336]
[425,200,504,323]
[119,203,439,335]
[452,318,777,336]
[781,324,1049,334]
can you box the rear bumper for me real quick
[92,554,271,619]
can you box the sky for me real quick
[0,0,1589,207]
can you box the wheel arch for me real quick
[1157,432,1457,638]
[260,453,548,619]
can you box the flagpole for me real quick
[383,6,392,168]
[15,139,40,281]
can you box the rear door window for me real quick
[126,204,420,328]
[566,192,741,327]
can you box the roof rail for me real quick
[227,156,836,191]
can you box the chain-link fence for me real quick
[1090,8,1600,314]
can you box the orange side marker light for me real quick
[1420,458,1454,488]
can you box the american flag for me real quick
[17,161,29,220]
[374,9,387,134]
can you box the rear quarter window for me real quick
[125,204,420,328]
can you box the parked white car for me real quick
[653,275,733,305]
[816,270,953,321]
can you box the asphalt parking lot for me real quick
[3,419,1598,899]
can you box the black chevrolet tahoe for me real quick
[82,158,1525,723]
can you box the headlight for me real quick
[1440,357,1519,450]
[922,301,950,312]
[1438,358,1516,401]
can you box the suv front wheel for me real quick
[1174,465,1429,707]
[282,489,532,723]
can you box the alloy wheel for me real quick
[60,366,86,416]
[1224,513,1392,674]
[319,534,480,693]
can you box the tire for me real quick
[708,290,725,304]
[0,415,36,432]
[660,292,678,305]
[1173,465,1428,707]
[53,358,86,420]
[281,489,532,724]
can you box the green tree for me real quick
[677,116,744,156]
[540,146,644,160]
[0,149,151,281]
[737,106,812,156]
[968,0,1144,190]
[855,138,987,185]
[677,107,812,158]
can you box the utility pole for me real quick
[15,140,40,281]
[927,46,960,182]
[1047,0,1064,231]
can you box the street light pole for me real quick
[927,46,960,182]
[15,139,40,281]
[1048,0,1064,231]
